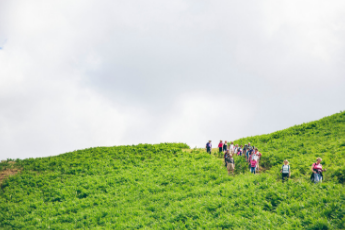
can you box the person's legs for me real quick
[314,173,321,183]
[282,173,289,182]
[230,163,235,175]
[227,163,231,175]
[317,173,322,183]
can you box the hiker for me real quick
[280,160,291,182]
[218,140,223,153]
[311,157,326,183]
[229,142,234,153]
[250,157,257,174]
[223,141,228,152]
[224,150,228,166]
[248,147,257,171]
[234,144,239,154]
[237,145,243,156]
[205,140,212,154]
[254,148,262,171]
[247,147,254,163]
[225,150,235,175]
[243,144,248,160]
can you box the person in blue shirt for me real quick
[205,140,212,154]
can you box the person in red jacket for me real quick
[218,140,223,153]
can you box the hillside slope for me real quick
[235,111,345,183]
[1,112,345,229]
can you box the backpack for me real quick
[282,165,290,174]
[251,160,257,167]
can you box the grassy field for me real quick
[1,112,345,229]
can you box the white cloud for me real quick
[0,0,345,159]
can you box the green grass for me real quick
[1,112,345,229]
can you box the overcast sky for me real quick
[1,0,345,160]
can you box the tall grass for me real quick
[1,112,345,229]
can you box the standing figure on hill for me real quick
[237,145,243,156]
[229,142,234,154]
[218,140,223,155]
[254,148,262,172]
[311,158,326,183]
[205,140,212,154]
[250,157,257,174]
[280,160,291,182]
[223,141,228,152]
[247,147,253,163]
[243,144,248,160]
[224,150,235,175]
[234,144,239,155]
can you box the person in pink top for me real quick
[250,158,257,174]
[311,157,326,183]
[218,140,223,154]
[254,148,262,171]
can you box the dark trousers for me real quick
[219,147,222,153]
[207,148,211,154]
[282,173,289,182]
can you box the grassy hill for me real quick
[1,112,345,229]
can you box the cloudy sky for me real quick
[1,0,345,159]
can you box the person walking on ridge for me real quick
[250,157,257,174]
[237,145,243,156]
[218,140,223,157]
[254,148,262,172]
[225,150,235,175]
[243,144,248,160]
[223,141,228,152]
[205,140,212,154]
[229,142,234,154]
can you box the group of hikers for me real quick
[205,140,326,183]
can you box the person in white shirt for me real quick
[280,160,291,182]
[229,142,234,154]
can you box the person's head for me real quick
[236,144,239,147]
[225,141,227,143]
[220,140,222,143]
[208,140,211,143]
[284,159,289,165]
[248,142,251,145]
[231,142,234,144]
[255,148,258,151]
[316,157,322,164]
[240,145,243,148]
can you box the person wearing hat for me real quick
[280,160,291,182]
